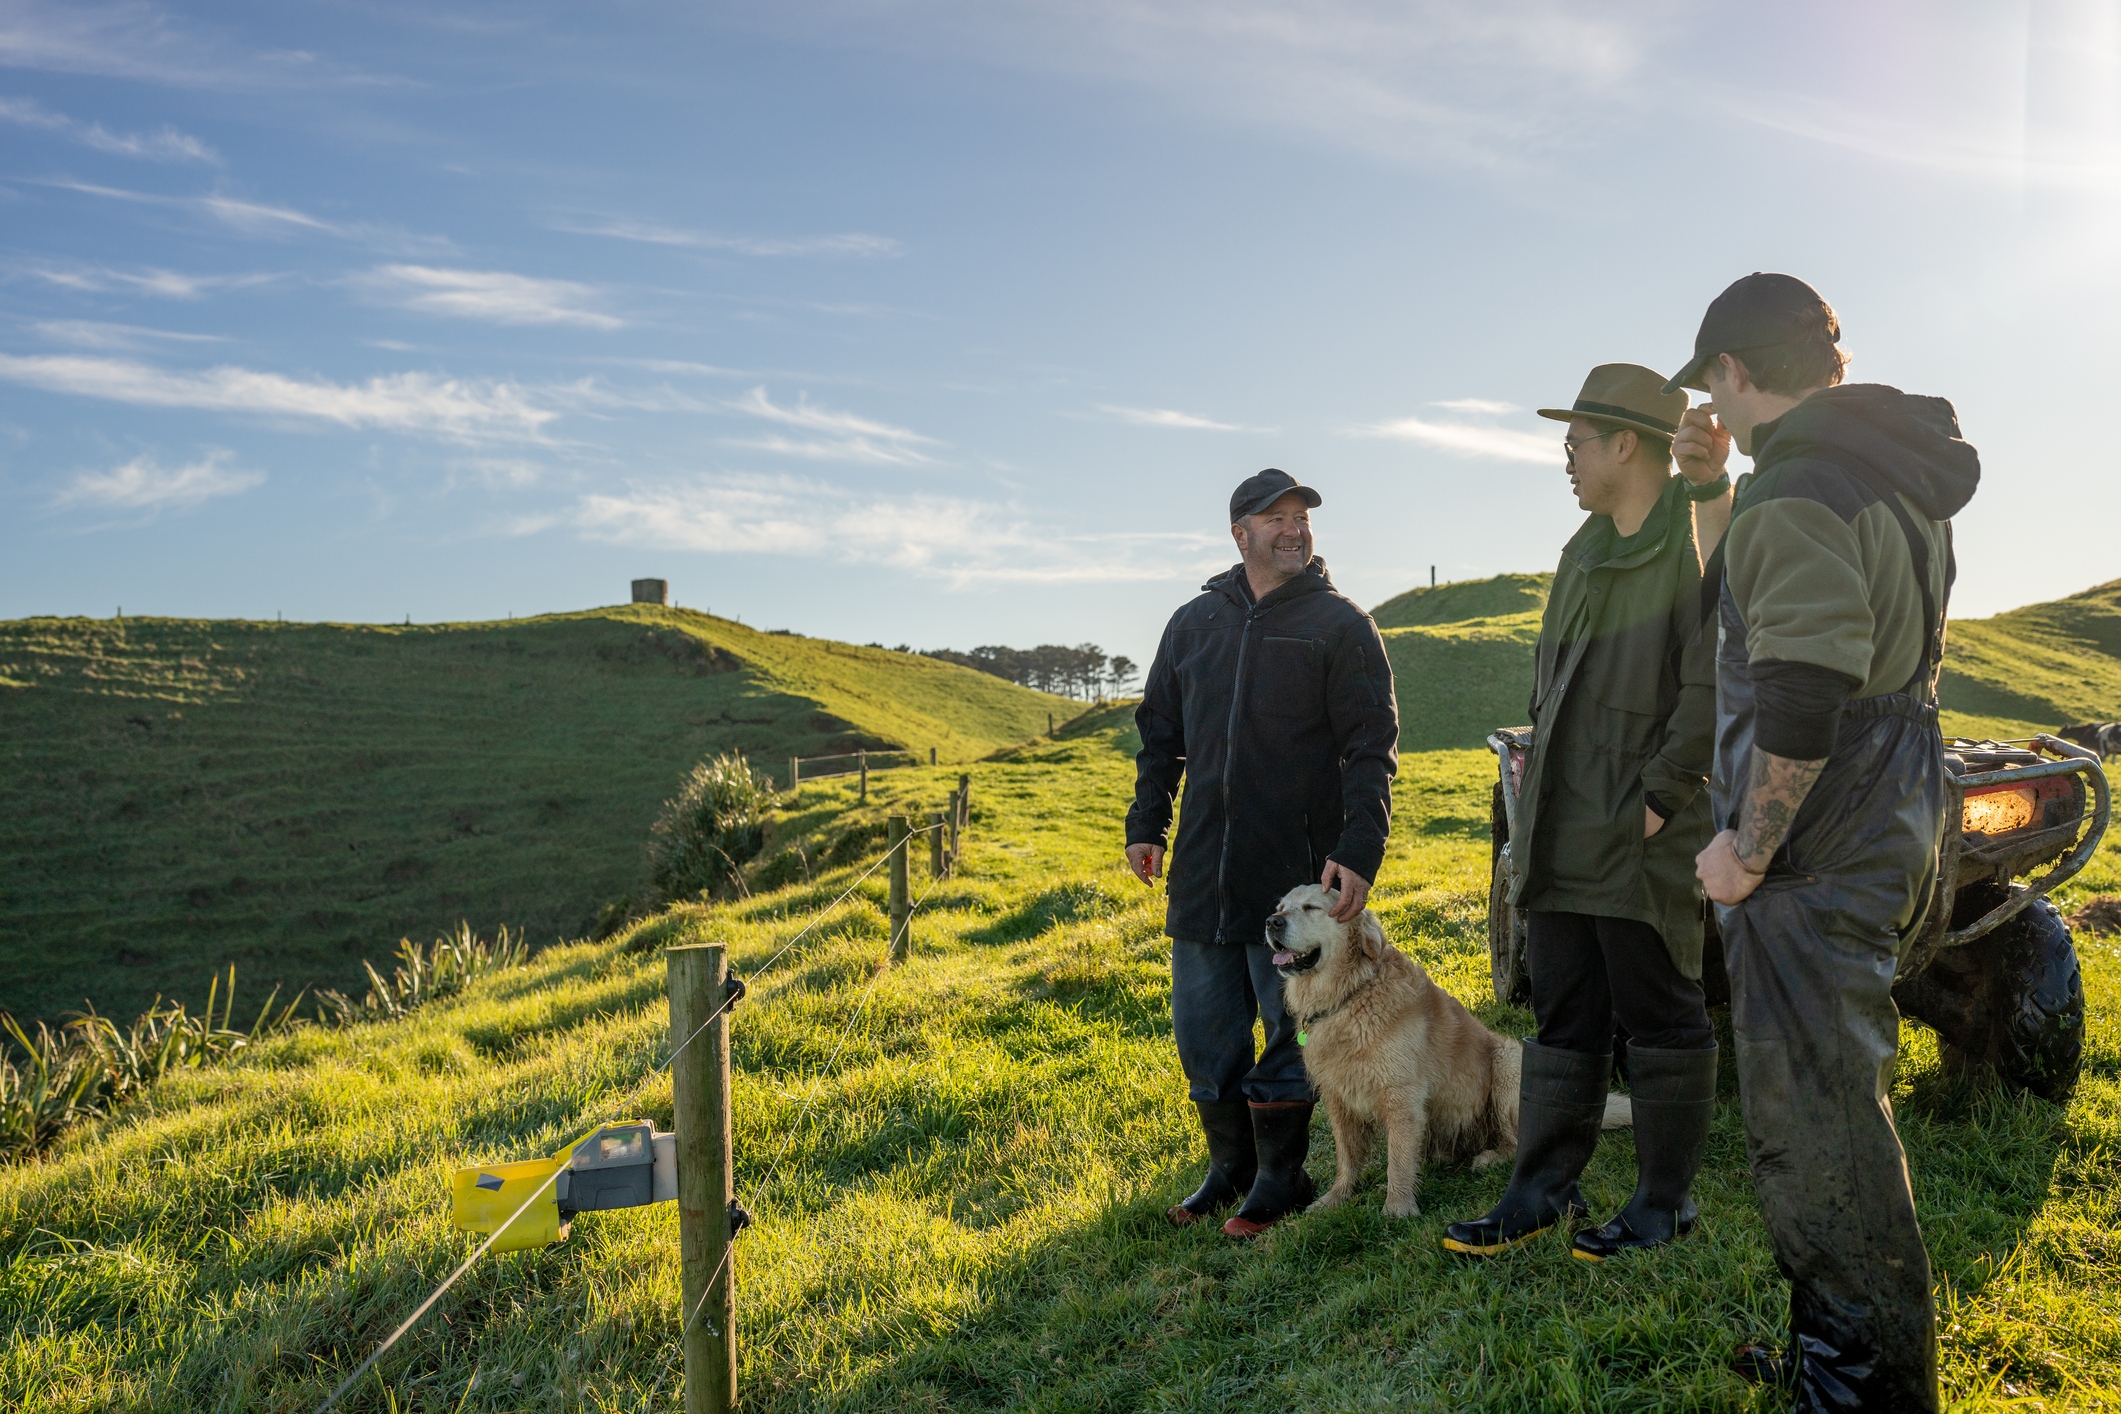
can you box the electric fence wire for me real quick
[311,820,951,1414]
[685,857,953,1342]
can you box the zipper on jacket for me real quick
[1213,601,1261,944]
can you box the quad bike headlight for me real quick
[1962,785,2039,837]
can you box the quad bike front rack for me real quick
[1899,734,2111,981]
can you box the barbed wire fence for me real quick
[312,782,972,1414]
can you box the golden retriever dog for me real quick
[1267,884,1630,1218]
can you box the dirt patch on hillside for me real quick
[2067,896,2121,935]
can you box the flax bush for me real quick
[0,967,300,1158]
[2,929,525,1160]
[648,751,779,904]
[315,922,528,1023]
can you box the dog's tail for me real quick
[1600,1093,1633,1129]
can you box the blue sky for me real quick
[2,1,2117,667]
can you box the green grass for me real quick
[11,574,2111,1029]
[1942,578,2121,728]
[4,714,2118,1411]
[1382,612,1544,751]
[1373,572,2121,753]
[1372,572,1553,630]
[0,606,1072,1024]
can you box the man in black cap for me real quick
[1125,468,1399,1238]
[1670,274,1979,1410]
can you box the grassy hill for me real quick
[0,605,1072,1023]
[1940,578,2121,730]
[1375,571,2121,751]
[1380,611,1543,751]
[5,719,2117,1410]
[1371,571,1551,629]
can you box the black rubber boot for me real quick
[1573,1042,1717,1261]
[1732,1343,1798,1388]
[1221,1101,1315,1238]
[1166,1098,1257,1226]
[1442,1041,1609,1257]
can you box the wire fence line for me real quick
[680,856,953,1345]
[311,814,960,1414]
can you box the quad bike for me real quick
[1486,728,2106,1103]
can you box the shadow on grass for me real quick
[964,882,1130,946]
[735,1012,2085,1412]
[761,1113,1792,1414]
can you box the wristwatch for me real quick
[1685,472,1732,502]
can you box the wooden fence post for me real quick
[888,816,911,960]
[666,944,735,1414]
[788,757,799,789]
[859,750,868,804]
[957,775,971,836]
[929,811,945,879]
[929,746,937,766]
[944,789,960,875]
[1048,711,1054,738]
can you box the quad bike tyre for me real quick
[1892,887,2086,1105]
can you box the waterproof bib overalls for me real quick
[1714,454,1952,1412]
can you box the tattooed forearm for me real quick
[1735,747,1826,873]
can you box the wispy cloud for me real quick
[0,0,392,90]
[53,450,261,510]
[0,95,217,161]
[1431,397,1520,414]
[560,472,1220,584]
[0,353,558,442]
[358,265,622,330]
[1353,415,1555,464]
[42,178,334,234]
[1093,403,1266,432]
[32,319,226,349]
[32,179,448,252]
[16,262,273,298]
[556,218,903,258]
[1737,95,2121,191]
[738,1,1665,174]
[726,386,941,464]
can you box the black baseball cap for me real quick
[1663,272,1840,393]
[1229,467,1321,523]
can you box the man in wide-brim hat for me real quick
[1443,363,1735,1264]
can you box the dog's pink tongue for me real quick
[1272,950,1295,966]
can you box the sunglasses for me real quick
[1562,429,1623,467]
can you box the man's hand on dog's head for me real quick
[1125,842,1164,885]
[1319,859,1370,920]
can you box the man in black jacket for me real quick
[1126,468,1400,1238]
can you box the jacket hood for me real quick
[1204,556,1335,599]
[1751,383,1980,520]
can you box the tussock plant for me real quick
[0,966,302,1159]
[649,751,779,903]
[315,922,529,1024]
[1,929,525,1161]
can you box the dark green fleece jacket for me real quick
[1511,474,1717,977]
[1724,384,1977,760]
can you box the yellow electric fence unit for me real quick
[450,1120,678,1253]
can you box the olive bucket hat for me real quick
[1537,363,1688,442]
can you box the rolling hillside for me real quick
[1375,571,2121,751]
[1940,578,2121,730]
[0,605,1072,1022]
[6,719,2117,1409]
[1372,571,1551,629]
